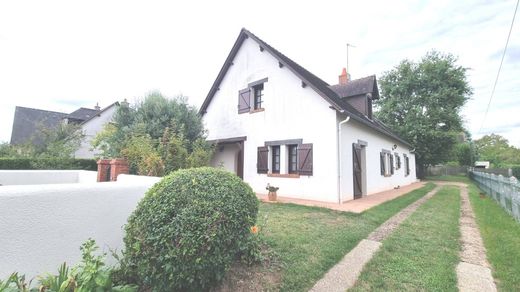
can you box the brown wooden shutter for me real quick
[380,152,385,175]
[257,146,268,173]
[238,88,251,114]
[405,155,410,176]
[390,154,394,175]
[297,143,313,175]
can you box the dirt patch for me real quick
[213,248,283,292]
[367,186,440,242]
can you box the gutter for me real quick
[337,116,351,204]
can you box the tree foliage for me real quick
[474,134,520,167]
[375,50,472,173]
[93,92,212,175]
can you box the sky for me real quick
[0,0,518,146]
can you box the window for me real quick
[404,154,410,176]
[253,83,263,110]
[395,153,401,170]
[287,144,298,174]
[380,150,394,176]
[271,145,280,174]
[237,78,268,114]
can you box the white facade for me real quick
[74,104,118,159]
[202,31,417,203]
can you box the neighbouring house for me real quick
[200,28,417,203]
[10,102,119,159]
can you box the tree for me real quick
[454,142,475,166]
[93,92,213,175]
[474,134,520,166]
[375,50,472,176]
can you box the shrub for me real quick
[122,167,259,291]
[512,165,520,179]
[0,158,97,170]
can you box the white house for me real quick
[74,102,119,159]
[200,29,417,203]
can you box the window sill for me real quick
[268,173,300,178]
[250,108,265,114]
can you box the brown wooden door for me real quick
[353,144,362,199]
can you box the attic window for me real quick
[253,83,263,110]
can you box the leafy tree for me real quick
[0,142,19,158]
[93,92,212,175]
[454,142,475,166]
[474,134,520,167]
[375,50,472,176]
[21,122,85,158]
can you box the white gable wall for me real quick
[74,105,117,159]
[203,37,339,202]
[339,118,417,201]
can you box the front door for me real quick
[352,143,363,199]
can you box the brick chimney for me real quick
[339,68,350,85]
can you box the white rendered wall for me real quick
[339,118,417,201]
[0,177,160,280]
[75,105,118,159]
[203,37,338,202]
[0,170,97,185]
[210,144,239,174]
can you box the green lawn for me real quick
[468,183,520,291]
[425,174,471,184]
[246,183,436,291]
[350,186,461,291]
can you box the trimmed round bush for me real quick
[123,167,259,291]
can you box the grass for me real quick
[425,174,471,184]
[219,183,436,291]
[468,182,520,291]
[350,186,461,291]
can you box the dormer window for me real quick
[253,83,263,110]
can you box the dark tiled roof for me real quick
[79,102,119,125]
[67,107,100,121]
[10,106,68,145]
[199,28,411,147]
[329,75,380,99]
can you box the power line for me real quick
[479,0,519,134]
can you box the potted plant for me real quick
[266,183,279,201]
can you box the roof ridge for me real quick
[15,106,67,115]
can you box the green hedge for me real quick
[0,158,97,171]
[512,166,520,178]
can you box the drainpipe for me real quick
[337,116,351,204]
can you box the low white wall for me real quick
[0,170,98,186]
[0,177,160,280]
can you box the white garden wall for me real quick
[0,175,160,280]
[0,170,97,186]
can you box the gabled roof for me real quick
[10,106,68,145]
[79,102,119,125]
[329,75,380,99]
[199,28,411,147]
[67,107,100,121]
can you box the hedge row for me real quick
[0,158,97,171]
[512,166,520,179]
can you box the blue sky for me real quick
[0,0,518,146]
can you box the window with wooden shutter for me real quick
[257,146,269,173]
[238,88,251,114]
[380,152,385,176]
[390,154,394,175]
[297,143,313,176]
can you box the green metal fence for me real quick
[470,171,520,223]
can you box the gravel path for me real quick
[456,185,497,292]
[310,185,440,292]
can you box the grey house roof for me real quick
[10,107,68,145]
[329,75,380,99]
[67,108,100,122]
[199,28,411,147]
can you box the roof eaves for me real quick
[80,102,120,125]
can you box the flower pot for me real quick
[268,191,277,201]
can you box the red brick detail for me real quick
[97,159,112,182]
[110,158,129,181]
